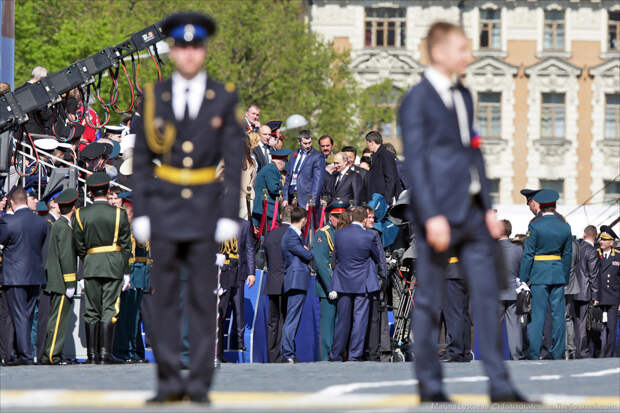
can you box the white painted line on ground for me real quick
[570,368,620,378]
[313,379,418,397]
[444,376,489,383]
[530,375,562,381]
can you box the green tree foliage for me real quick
[15,0,398,150]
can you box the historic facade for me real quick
[306,0,620,205]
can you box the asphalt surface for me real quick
[1,358,619,412]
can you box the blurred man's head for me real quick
[0,82,10,98]
[333,152,348,173]
[273,158,286,171]
[527,198,540,215]
[583,225,597,242]
[290,206,307,229]
[426,22,470,76]
[245,104,260,125]
[319,135,333,157]
[29,66,48,83]
[501,219,512,239]
[351,206,368,224]
[169,44,206,79]
[365,131,382,153]
[8,187,28,211]
[259,125,272,146]
[298,130,313,152]
[341,146,357,167]
[364,207,375,229]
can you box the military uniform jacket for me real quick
[129,236,151,290]
[596,248,620,305]
[131,75,244,241]
[252,163,282,219]
[73,200,132,279]
[519,214,572,286]
[45,216,77,294]
[312,224,335,298]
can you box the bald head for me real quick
[259,125,271,145]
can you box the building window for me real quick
[488,178,500,205]
[540,179,564,203]
[477,92,501,138]
[541,93,565,139]
[479,9,501,49]
[378,88,403,139]
[609,10,620,50]
[364,7,406,48]
[605,93,620,139]
[543,10,565,50]
[604,179,620,203]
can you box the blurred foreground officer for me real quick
[0,187,48,365]
[573,225,600,358]
[131,12,243,403]
[329,207,382,362]
[597,226,620,357]
[40,189,78,365]
[280,207,313,363]
[399,22,524,402]
[74,172,132,364]
[312,200,348,360]
[520,190,572,360]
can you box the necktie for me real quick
[335,172,342,188]
[183,87,191,121]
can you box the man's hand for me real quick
[246,275,256,288]
[328,291,338,300]
[485,209,503,239]
[282,200,289,207]
[425,215,450,252]
[65,287,75,299]
[594,300,599,306]
[122,275,131,291]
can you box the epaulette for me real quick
[319,225,330,232]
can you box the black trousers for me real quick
[267,294,287,363]
[601,305,619,358]
[365,291,391,361]
[217,288,233,359]
[443,278,471,361]
[231,286,245,344]
[150,239,218,397]
[5,285,40,362]
[36,290,51,362]
[0,286,16,362]
[573,300,600,358]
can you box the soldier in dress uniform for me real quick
[519,189,572,360]
[596,226,620,357]
[73,172,132,364]
[312,200,348,361]
[113,192,151,363]
[130,12,244,404]
[39,188,79,365]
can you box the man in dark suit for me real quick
[573,225,600,358]
[253,125,273,172]
[329,207,382,361]
[280,206,313,363]
[131,12,243,404]
[497,219,525,360]
[399,22,524,402]
[0,187,48,365]
[263,206,293,363]
[282,130,325,210]
[341,146,367,180]
[327,153,363,206]
[364,131,398,205]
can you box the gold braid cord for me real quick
[220,239,238,256]
[144,83,176,155]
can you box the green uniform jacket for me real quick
[73,200,132,279]
[312,224,335,298]
[519,214,572,285]
[252,163,282,220]
[45,216,77,294]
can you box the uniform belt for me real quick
[87,245,122,254]
[131,257,153,264]
[534,255,561,261]
[224,253,239,265]
[155,165,217,186]
[449,257,459,263]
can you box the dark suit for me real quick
[283,148,325,209]
[399,74,515,399]
[442,259,471,362]
[329,223,381,361]
[597,248,620,357]
[366,145,398,204]
[328,168,363,206]
[253,143,271,172]
[497,239,525,360]
[280,226,313,360]
[0,207,48,363]
[263,223,289,362]
[132,75,243,397]
[573,240,600,358]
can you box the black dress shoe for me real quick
[134,358,149,364]
[279,357,298,364]
[491,391,538,404]
[6,359,34,366]
[187,393,211,404]
[420,393,452,403]
[147,392,187,403]
[439,355,461,362]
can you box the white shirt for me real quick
[351,222,365,230]
[291,225,302,237]
[603,249,611,259]
[171,71,207,121]
[425,66,456,109]
[12,205,29,213]
[258,141,271,163]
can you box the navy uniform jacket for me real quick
[219,219,255,290]
[280,226,313,293]
[519,214,572,285]
[263,223,289,295]
[498,238,523,301]
[330,223,382,294]
[596,248,620,306]
[574,240,600,302]
[283,148,325,208]
[131,76,243,241]
[0,208,48,286]
[252,163,282,221]
[399,76,493,226]
[312,224,335,298]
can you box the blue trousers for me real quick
[113,289,144,360]
[443,278,471,361]
[412,203,514,398]
[528,284,565,360]
[329,293,370,361]
[281,290,306,360]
